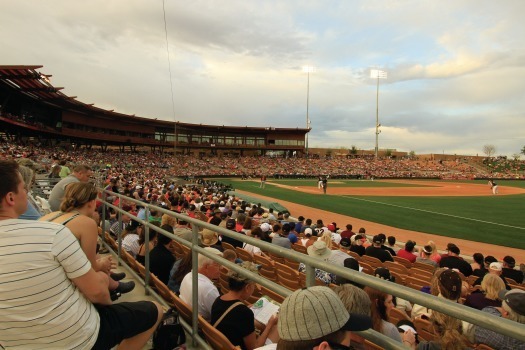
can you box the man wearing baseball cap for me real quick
[502,255,523,284]
[474,289,525,349]
[273,286,372,349]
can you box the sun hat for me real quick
[307,241,332,260]
[278,286,372,341]
[200,229,219,246]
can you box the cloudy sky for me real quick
[2,0,524,156]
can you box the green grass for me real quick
[221,179,525,249]
[269,179,433,188]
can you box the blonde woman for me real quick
[40,182,135,297]
[465,273,505,310]
[422,240,441,264]
[317,231,333,250]
[18,165,42,220]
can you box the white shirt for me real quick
[243,242,262,256]
[179,272,219,322]
[0,219,98,349]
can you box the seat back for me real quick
[414,317,437,342]
[413,261,436,273]
[235,247,254,262]
[198,315,240,350]
[171,291,194,326]
[291,243,307,254]
[388,307,410,326]
[393,256,413,269]
[260,285,285,304]
[361,255,383,269]
[150,273,173,305]
[221,241,235,252]
[405,276,429,291]
[384,261,409,275]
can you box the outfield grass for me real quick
[269,179,435,188]
[223,179,525,249]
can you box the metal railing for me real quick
[99,189,525,349]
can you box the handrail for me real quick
[100,189,525,348]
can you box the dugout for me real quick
[230,191,290,215]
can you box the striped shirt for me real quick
[0,219,99,349]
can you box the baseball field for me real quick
[220,178,525,251]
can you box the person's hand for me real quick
[267,313,278,328]
[402,330,416,349]
[98,256,115,273]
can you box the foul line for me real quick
[343,196,525,230]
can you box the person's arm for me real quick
[72,269,112,305]
[246,314,278,349]
[72,217,112,273]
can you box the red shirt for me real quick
[397,249,417,263]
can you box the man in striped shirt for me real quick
[0,160,162,349]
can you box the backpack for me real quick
[152,308,186,350]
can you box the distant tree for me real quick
[349,145,358,155]
[482,144,496,157]
[385,149,393,157]
[521,145,525,156]
[512,153,521,161]
[408,150,416,159]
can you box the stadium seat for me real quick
[235,247,253,262]
[414,317,437,342]
[412,261,436,273]
[291,243,307,254]
[361,255,384,269]
[260,285,285,304]
[384,261,409,275]
[393,256,413,269]
[199,315,241,349]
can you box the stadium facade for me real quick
[0,65,309,156]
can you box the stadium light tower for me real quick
[370,68,387,158]
[303,65,315,157]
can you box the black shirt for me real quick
[439,256,473,277]
[150,244,176,285]
[350,244,366,257]
[502,267,523,284]
[211,298,255,350]
[365,246,394,262]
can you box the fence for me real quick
[99,189,525,349]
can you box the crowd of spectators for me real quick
[2,146,525,349]
[2,140,524,179]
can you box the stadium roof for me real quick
[0,65,309,133]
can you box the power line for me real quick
[162,0,177,154]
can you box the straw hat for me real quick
[200,229,218,246]
[307,241,332,260]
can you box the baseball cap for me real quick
[278,286,372,341]
[304,228,313,236]
[372,235,382,244]
[327,224,336,232]
[260,223,272,233]
[485,255,497,265]
[499,289,525,316]
[503,256,516,267]
[489,262,503,271]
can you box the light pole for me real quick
[370,69,387,158]
[303,65,315,157]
